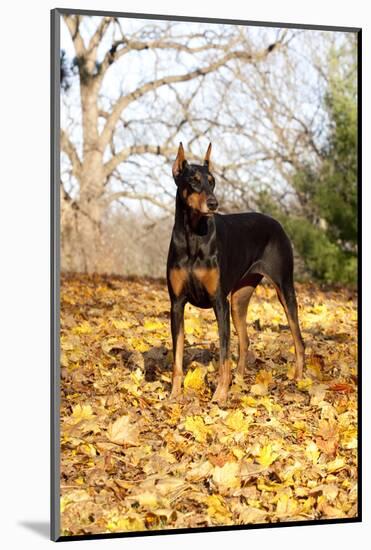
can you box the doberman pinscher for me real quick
[167,142,305,404]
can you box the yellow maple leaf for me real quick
[144,319,165,331]
[257,444,279,467]
[241,395,257,408]
[184,415,212,443]
[205,495,232,523]
[70,404,94,422]
[275,493,298,517]
[72,320,93,334]
[297,378,313,391]
[184,366,206,392]
[224,410,249,433]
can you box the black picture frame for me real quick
[51,8,362,542]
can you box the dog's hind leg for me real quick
[274,279,305,379]
[257,259,305,380]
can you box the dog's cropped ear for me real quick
[172,142,187,180]
[204,143,212,170]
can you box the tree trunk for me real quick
[73,80,106,272]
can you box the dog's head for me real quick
[172,142,218,216]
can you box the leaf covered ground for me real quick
[60,274,358,536]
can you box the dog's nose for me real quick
[206,196,218,211]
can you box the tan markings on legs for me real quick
[169,268,188,297]
[170,324,184,398]
[231,285,256,376]
[193,267,219,296]
[212,358,231,404]
[275,286,305,380]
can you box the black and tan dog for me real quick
[167,143,305,404]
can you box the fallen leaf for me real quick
[275,492,298,517]
[257,444,279,468]
[107,415,140,446]
[251,369,273,396]
[205,494,232,523]
[208,452,236,467]
[186,460,213,481]
[307,353,325,379]
[184,415,212,443]
[297,378,313,391]
[213,461,240,490]
[144,319,165,331]
[305,441,320,464]
[326,457,346,473]
[184,365,206,392]
[329,382,354,394]
[70,404,94,422]
[60,274,358,534]
[72,321,93,335]
[316,419,339,456]
[224,410,249,433]
[129,491,160,508]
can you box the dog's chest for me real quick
[169,257,220,308]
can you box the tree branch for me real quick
[60,129,82,178]
[63,15,85,57]
[108,190,173,213]
[88,16,112,52]
[99,44,280,150]
[103,144,177,177]
[98,35,238,78]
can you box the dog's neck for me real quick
[174,192,215,257]
[175,192,212,232]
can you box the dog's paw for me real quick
[211,385,228,406]
[169,389,183,402]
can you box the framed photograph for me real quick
[51,8,361,542]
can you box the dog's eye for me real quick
[207,175,215,189]
[190,180,202,192]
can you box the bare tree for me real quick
[60,15,291,271]
[60,16,352,275]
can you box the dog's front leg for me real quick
[170,298,186,399]
[212,296,231,405]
